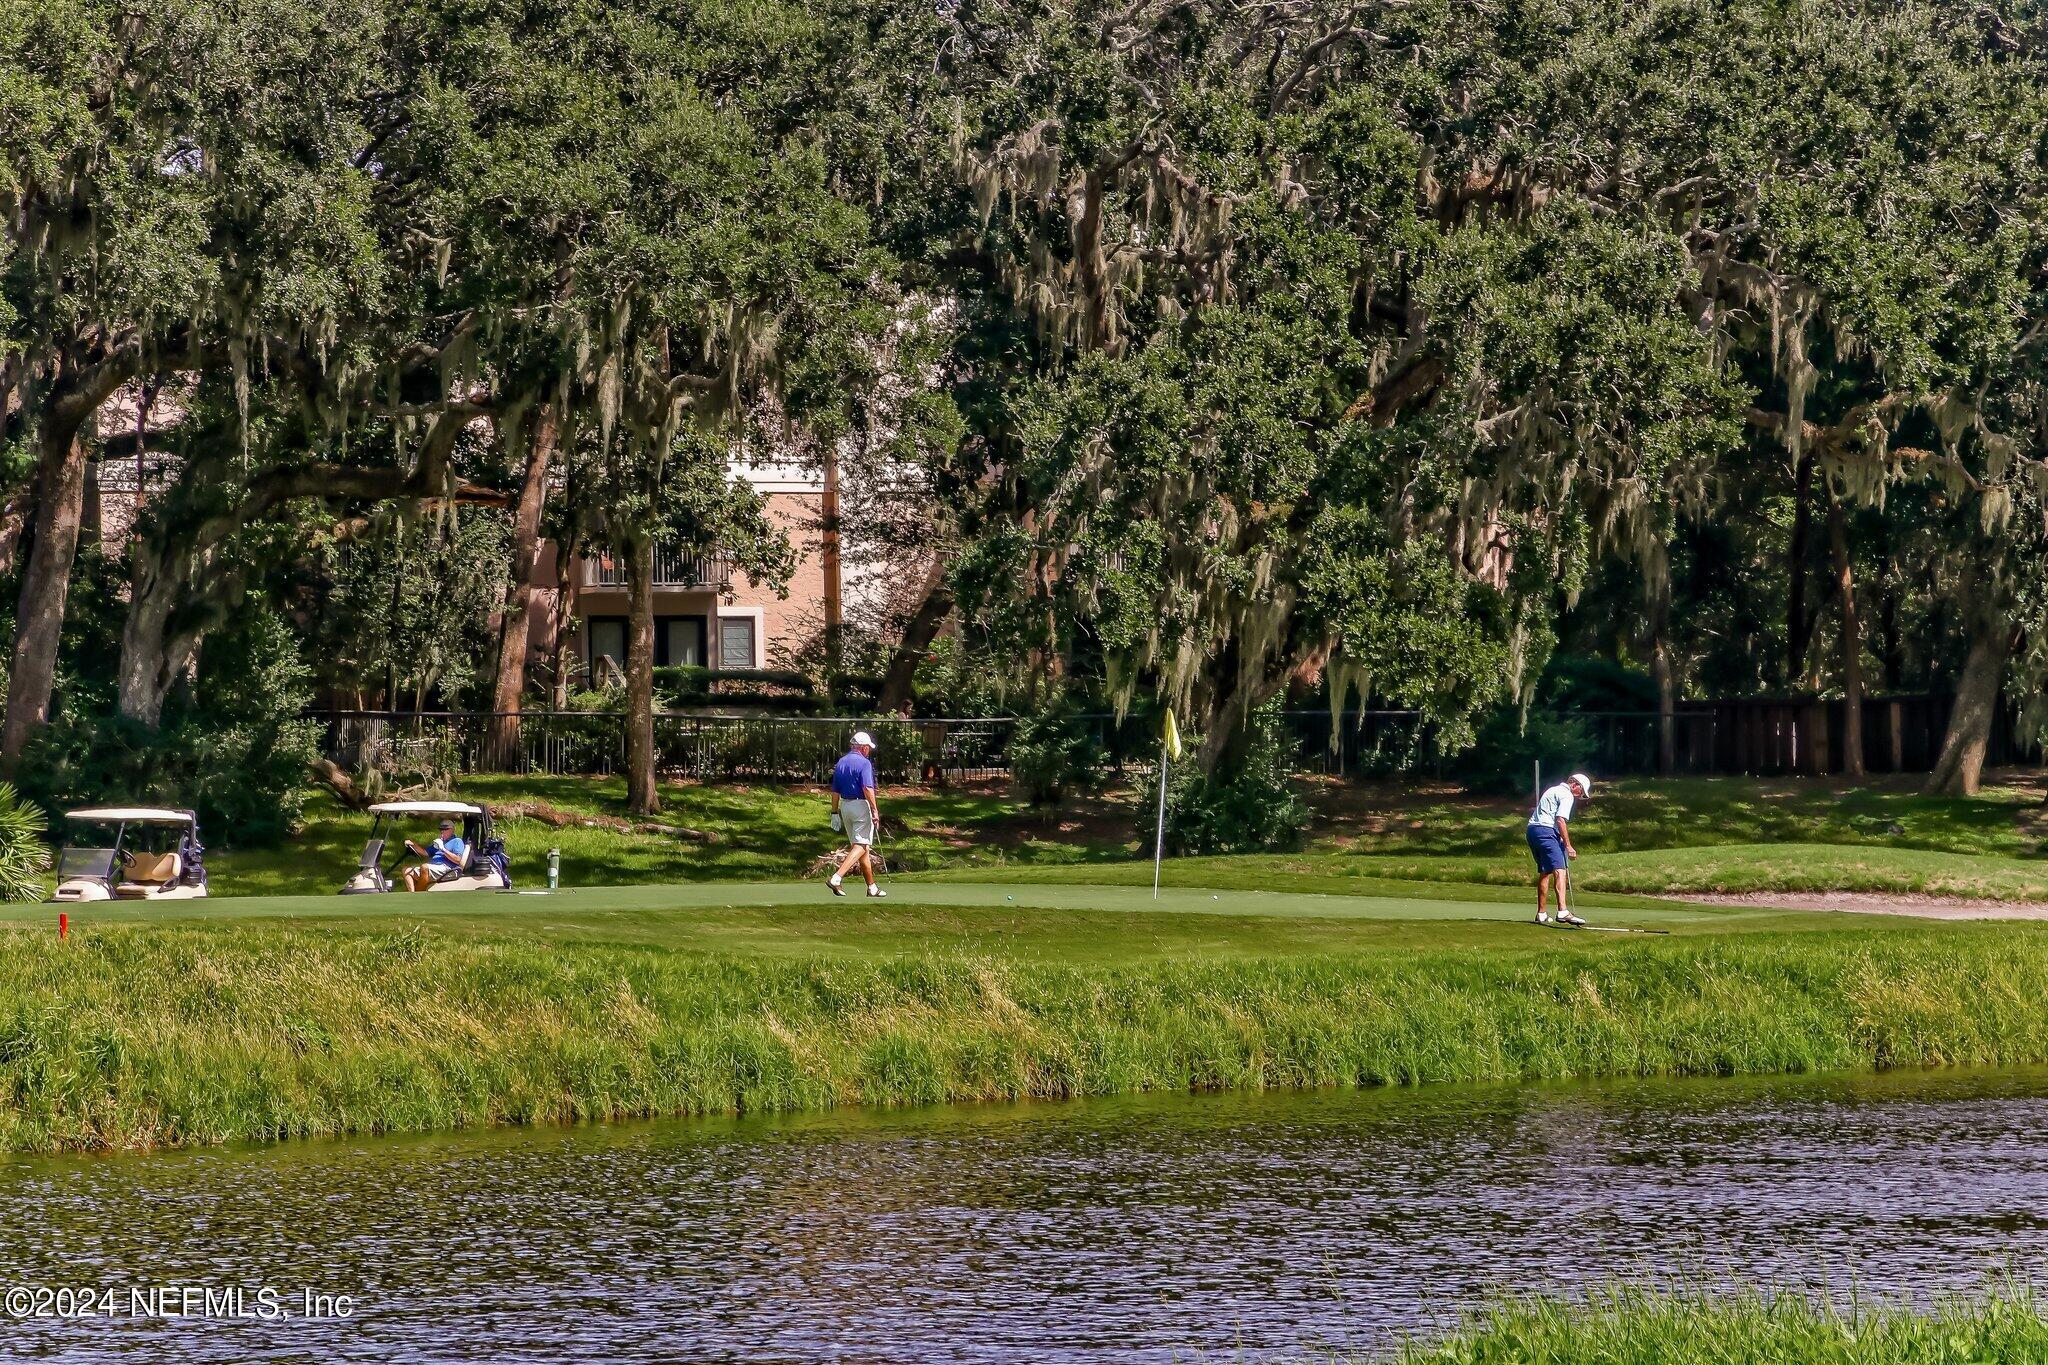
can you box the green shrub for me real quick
[17,612,318,846]
[909,635,1010,717]
[0,784,49,901]
[653,666,818,713]
[1454,706,1593,797]
[1535,651,1658,711]
[825,671,881,711]
[1006,700,1103,807]
[1146,701,1310,854]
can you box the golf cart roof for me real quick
[66,807,195,824]
[367,801,484,816]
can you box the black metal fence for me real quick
[310,695,2038,787]
[312,708,1441,785]
[316,711,1022,785]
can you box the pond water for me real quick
[3,1068,2046,1362]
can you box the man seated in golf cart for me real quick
[402,818,468,892]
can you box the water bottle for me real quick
[547,847,561,891]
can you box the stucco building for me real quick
[556,457,837,682]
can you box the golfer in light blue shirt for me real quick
[1528,774,1591,926]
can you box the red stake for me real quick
[57,912,67,941]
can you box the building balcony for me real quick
[580,549,735,592]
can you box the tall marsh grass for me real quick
[1400,1286,2048,1362]
[5,923,2048,1152]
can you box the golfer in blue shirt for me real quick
[827,730,884,897]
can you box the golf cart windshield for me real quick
[57,846,118,882]
[367,807,478,868]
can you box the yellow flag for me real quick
[1162,708,1183,762]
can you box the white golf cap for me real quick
[1570,773,1593,793]
[851,731,875,748]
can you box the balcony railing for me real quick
[581,548,735,590]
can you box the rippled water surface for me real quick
[5,1069,2048,1362]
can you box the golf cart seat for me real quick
[115,851,182,896]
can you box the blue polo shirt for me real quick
[831,750,876,801]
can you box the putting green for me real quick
[7,878,1740,929]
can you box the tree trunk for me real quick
[875,560,953,714]
[624,535,659,815]
[1195,644,1293,774]
[1877,554,1904,691]
[1197,684,1257,774]
[117,407,480,724]
[1925,617,2012,797]
[1785,449,1815,687]
[820,438,844,680]
[116,542,181,726]
[1,421,93,773]
[1828,498,1864,776]
[118,528,212,726]
[1644,561,1677,774]
[309,755,372,811]
[81,461,103,545]
[1649,637,1678,775]
[551,528,581,708]
[486,405,558,769]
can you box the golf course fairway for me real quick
[2,874,2046,1154]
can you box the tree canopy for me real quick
[3,0,2046,810]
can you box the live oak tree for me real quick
[6,0,888,814]
[930,0,2048,785]
[485,0,884,813]
[934,0,1744,768]
[0,0,216,767]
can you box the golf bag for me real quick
[481,836,512,886]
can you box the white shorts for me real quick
[843,805,875,847]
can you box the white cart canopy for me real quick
[367,801,484,816]
[66,807,195,824]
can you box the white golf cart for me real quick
[339,800,511,894]
[50,807,209,902]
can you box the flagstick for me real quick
[1152,742,1169,900]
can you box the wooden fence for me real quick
[1575,694,2038,777]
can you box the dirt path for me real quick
[1669,891,2048,920]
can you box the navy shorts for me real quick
[1527,825,1568,875]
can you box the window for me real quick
[586,617,627,683]
[585,615,709,673]
[659,617,707,667]
[718,616,757,670]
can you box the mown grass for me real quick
[1398,1287,2048,1363]
[1319,773,2048,860]
[198,770,2048,901]
[922,844,2048,902]
[213,777,1073,897]
[7,909,2048,1153]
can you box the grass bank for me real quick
[1398,1288,2048,1362]
[7,893,2048,1153]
